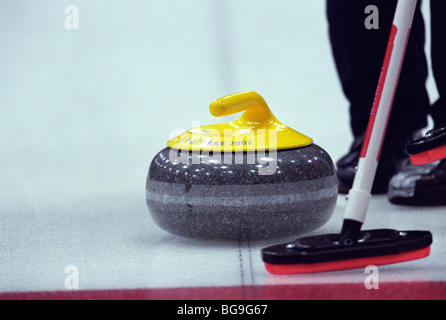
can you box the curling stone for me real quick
[146,91,337,240]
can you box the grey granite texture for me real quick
[146,144,338,240]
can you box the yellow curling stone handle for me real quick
[167,91,313,152]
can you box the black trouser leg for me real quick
[327,0,430,139]
[430,0,446,128]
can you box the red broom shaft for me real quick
[343,0,418,225]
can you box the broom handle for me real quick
[342,0,418,228]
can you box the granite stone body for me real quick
[146,144,338,240]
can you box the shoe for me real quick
[388,159,446,206]
[337,133,413,194]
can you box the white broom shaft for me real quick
[344,0,418,224]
